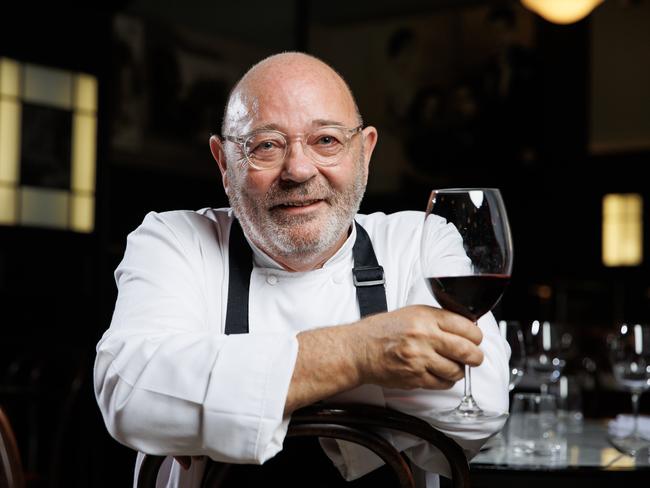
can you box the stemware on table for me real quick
[526,320,570,394]
[608,322,650,455]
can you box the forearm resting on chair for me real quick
[283,305,483,415]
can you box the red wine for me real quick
[426,274,510,322]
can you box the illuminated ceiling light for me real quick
[521,0,604,25]
[602,194,643,267]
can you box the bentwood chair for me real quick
[137,403,470,488]
[0,405,25,488]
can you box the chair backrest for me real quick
[0,405,25,488]
[137,404,471,488]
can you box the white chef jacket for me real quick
[94,208,510,488]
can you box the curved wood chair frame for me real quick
[137,404,470,488]
[0,405,25,488]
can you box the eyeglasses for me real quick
[222,124,363,170]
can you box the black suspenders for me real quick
[224,220,388,335]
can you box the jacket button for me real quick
[266,274,278,285]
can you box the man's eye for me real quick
[260,141,275,150]
[251,140,281,153]
[316,135,340,146]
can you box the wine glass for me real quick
[608,323,650,455]
[526,320,569,394]
[421,188,513,423]
[499,320,526,391]
[493,320,526,447]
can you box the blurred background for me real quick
[0,0,649,485]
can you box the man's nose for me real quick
[280,140,318,183]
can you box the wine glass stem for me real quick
[631,391,641,438]
[464,365,472,398]
[458,365,482,414]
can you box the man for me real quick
[94,52,509,487]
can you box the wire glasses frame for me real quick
[222,124,364,170]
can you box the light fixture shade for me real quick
[521,0,604,25]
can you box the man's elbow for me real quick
[94,365,141,450]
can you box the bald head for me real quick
[221,52,361,136]
[210,52,379,271]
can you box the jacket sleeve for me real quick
[93,212,298,464]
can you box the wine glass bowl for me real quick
[610,324,650,390]
[421,188,513,424]
[608,323,650,455]
[526,320,570,393]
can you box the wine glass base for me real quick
[609,435,650,456]
[431,406,508,427]
[480,431,507,451]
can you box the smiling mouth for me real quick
[271,199,324,209]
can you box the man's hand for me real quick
[284,305,483,414]
[356,305,483,390]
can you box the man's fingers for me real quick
[425,354,465,382]
[435,330,484,367]
[420,372,456,390]
[435,310,483,345]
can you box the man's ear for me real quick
[361,126,378,173]
[210,135,229,195]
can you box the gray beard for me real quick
[226,157,367,262]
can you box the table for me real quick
[469,420,650,487]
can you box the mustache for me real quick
[265,179,333,207]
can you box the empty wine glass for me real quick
[499,320,526,391]
[491,320,527,448]
[608,323,650,455]
[526,320,570,394]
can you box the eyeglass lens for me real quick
[244,127,354,167]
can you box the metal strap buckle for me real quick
[352,265,385,287]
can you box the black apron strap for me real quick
[224,220,253,335]
[224,219,388,335]
[351,221,388,317]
